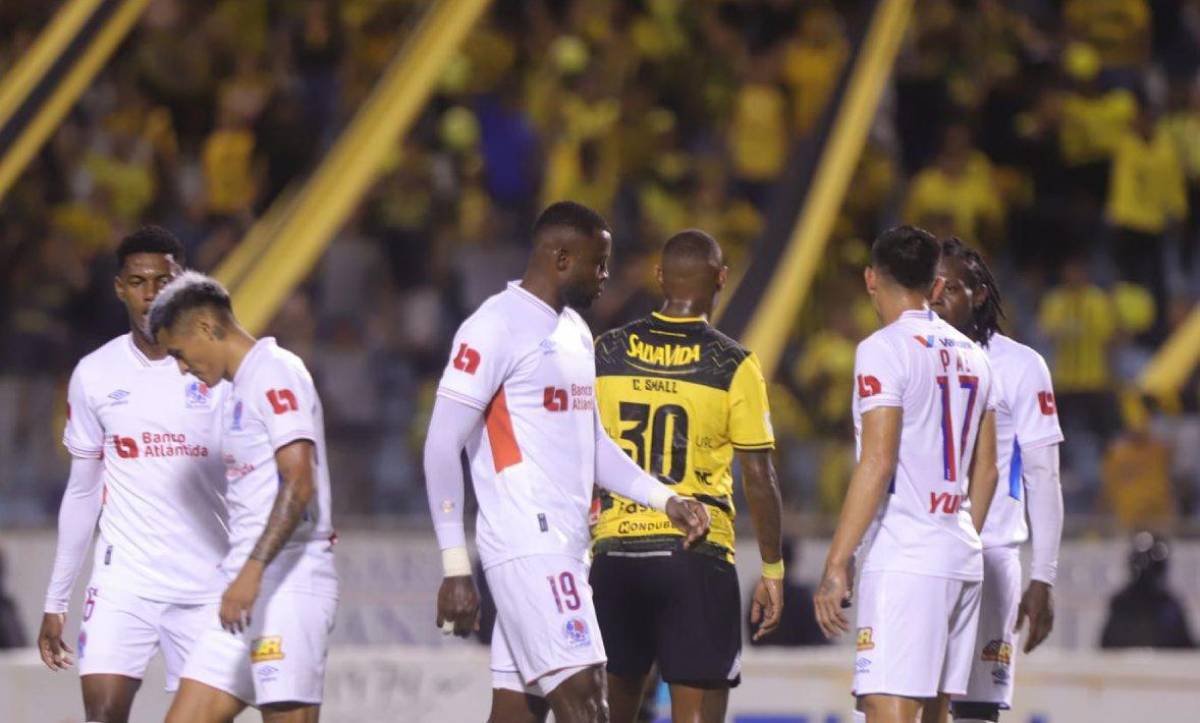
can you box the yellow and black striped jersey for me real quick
[592,312,775,561]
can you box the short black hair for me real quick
[662,229,722,266]
[115,225,185,269]
[148,271,232,337]
[940,237,1005,346]
[870,225,941,290]
[532,201,610,240]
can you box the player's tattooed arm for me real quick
[250,439,317,565]
[815,406,901,639]
[221,439,316,633]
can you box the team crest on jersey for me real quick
[981,639,1012,665]
[250,636,285,663]
[856,627,875,651]
[564,618,590,647]
[185,380,212,409]
[231,401,244,431]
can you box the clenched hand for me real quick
[665,497,710,548]
[436,575,480,638]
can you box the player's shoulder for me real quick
[457,286,529,339]
[595,315,651,375]
[857,323,906,357]
[987,333,1047,368]
[242,338,313,388]
[72,334,134,379]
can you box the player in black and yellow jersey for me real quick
[590,230,784,723]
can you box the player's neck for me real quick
[518,276,564,313]
[657,299,710,321]
[223,325,260,382]
[880,293,931,325]
[130,326,167,361]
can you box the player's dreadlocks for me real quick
[941,237,1005,346]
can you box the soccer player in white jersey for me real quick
[932,239,1064,723]
[814,227,1000,723]
[148,272,338,723]
[37,227,229,723]
[423,201,711,723]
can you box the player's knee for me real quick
[549,666,608,722]
[83,695,134,723]
[951,701,1001,722]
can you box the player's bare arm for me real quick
[739,450,784,641]
[221,439,316,633]
[1017,443,1062,653]
[965,410,998,534]
[815,406,901,639]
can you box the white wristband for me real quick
[647,485,675,512]
[441,546,471,577]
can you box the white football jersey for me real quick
[220,338,337,597]
[437,281,599,569]
[62,334,229,603]
[979,334,1065,549]
[852,309,995,581]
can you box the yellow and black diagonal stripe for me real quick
[0,0,150,202]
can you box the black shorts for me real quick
[590,539,741,688]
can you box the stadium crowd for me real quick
[0,0,1198,533]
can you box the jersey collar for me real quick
[651,311,708,325]
[125,333,175,368]
[507,280,559,320]
[899,308,935,322]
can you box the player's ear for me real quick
[655,265,664,288]
[929,276,946,304]
[716,265,729,291]
[554,246,571,272]
[973,281,989,310]
[196,314,216,341]
[863,266,876,295]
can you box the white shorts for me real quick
[77,582,213,691]
[853,570,982,699]
[486,554,606,696]
[957,547,1021,708]
[180,585,337,707]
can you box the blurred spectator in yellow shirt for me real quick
[1038,258,1119,439]
[203,105,260,218]
[903,123,1004,245]
[1063,0,1150,75]
[729,53,788,208]
[1057,43,1139,203]
[1102,410,1175,530]
[781,6,847,137]
[1106,106,1187,342]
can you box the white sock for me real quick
[854,711,867,723]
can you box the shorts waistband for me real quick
[592,535,732,563]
